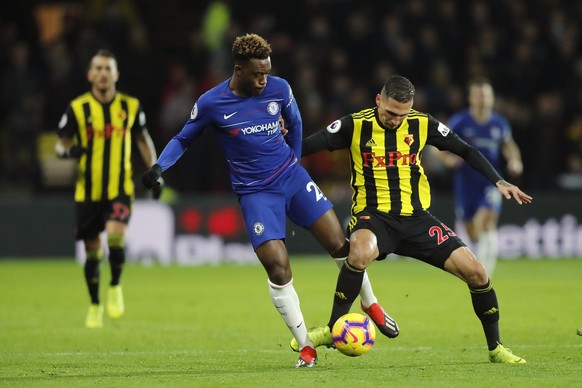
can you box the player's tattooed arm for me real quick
[495,180,533,205]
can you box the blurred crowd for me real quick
[1,0,581,197]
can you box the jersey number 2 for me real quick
[306,182,327,201]
[428,223,457,245]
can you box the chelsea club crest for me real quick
[267,102,279,116]
[253,222,265,236]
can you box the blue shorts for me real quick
[238,165,333,249]
[454,177,502,221]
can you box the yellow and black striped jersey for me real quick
[302,107,502,217]
[57,92,147,202]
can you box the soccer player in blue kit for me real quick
[141,33,398,368]
[445,77,523,276]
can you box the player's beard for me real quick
[383,121,398,130]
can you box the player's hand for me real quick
[279,115,288,137]
[57,145,86,159]
[496,180,533,205]
[141,164,162,189]
[55,140,86,159]
[68,145,87,158]
[151,177,164,200]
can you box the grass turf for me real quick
[1,257,581,387]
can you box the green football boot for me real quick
[290,326,333,352]
[488,343,526,364]
[107,285,125,319]
[85,304,104,329]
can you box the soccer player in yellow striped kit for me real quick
[56,49,160,328]
[296,75,532,364]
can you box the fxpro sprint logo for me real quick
[362,150,418,167]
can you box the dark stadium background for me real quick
[1,0,580,258]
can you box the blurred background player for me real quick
[55,49,160,328]
[141,33,395,368]
[299,75,531,364]
[442,77,523,276]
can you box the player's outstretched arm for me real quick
[495,180,533,205]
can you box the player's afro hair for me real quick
[232,33,272,63]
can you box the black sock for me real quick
[469,279,501,350]
[109,247,125,286]
[327,260,365,329]
[84,258,101,305]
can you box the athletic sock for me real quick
[359,271,377,307]
[84,248,103,304]
[469,279,501,350]
[327,260,364,329]
[485,230,498,276]
[108,247,125,286]
[108,233,125,286]
[476,234,489,274]
[335,258,377,307]
[268,279,311,349]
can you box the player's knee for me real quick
[267,266,292,285]
[463,263,489,287]
[84,236,101,251]
[348,244,375,269]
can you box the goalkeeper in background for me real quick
[55,49,160,329]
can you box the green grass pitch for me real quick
[1,257,581,387]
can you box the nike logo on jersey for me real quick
[224,112,238,120]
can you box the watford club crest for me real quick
[119,110,127,122]
[404,134,414,146]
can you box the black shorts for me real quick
[348,210,465,269]
[75,196,132,240]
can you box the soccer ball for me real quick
[332,312,376,357]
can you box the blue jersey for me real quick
[448,108,511,186]
[156,76,303,194]
[448,109,510,219]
